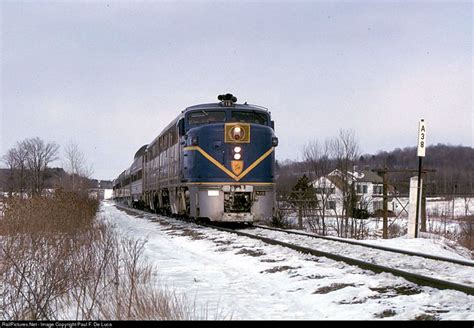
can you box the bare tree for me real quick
[1,144,28,196]
[300,130,361,237]
[21,137,60,196]
[303,139,334,179]
[2,148,19,196]
[63,141,93,192]
[303,139,335,235]
[330,129,360,237]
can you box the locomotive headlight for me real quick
[225,123,250,143]
[233,153,242,160]
[231,126,245,141]
[234,146,241,153]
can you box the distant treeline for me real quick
[277,143,474,196]
[1,137,113,196]
[0,167,112,194]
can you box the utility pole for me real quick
[382,169,388,239]
[372,165,435,239]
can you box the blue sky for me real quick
[1,1,472,180]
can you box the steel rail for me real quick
[253,225,474,267]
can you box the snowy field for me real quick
[280,196,473,244]
[387,197,473,218]
[99,201,474,320]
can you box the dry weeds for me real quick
[0,192,215,320]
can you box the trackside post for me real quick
[415,119,426,238]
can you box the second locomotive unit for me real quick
[113,94,278,223]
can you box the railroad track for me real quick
[215,224,474,296]
[253,224,474,267]
[113,203,474,296]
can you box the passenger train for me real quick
[113,94,278,223]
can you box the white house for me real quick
[311,169,395,217]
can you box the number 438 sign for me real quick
[417,119,427,157]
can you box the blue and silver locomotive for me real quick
[113,94,278,223]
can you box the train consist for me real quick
[113,94,278,223]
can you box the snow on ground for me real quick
[359,234,472,261]
[99,201,474,320]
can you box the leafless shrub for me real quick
[305,214,324,235]
[0,192,99,319]
[388,222,404,238]
[263,205,297,229]
[0,193,212,320]
[458,215,474,252]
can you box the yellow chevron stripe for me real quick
[236,147,274,181]
[184,146,239,180]
[184,146,274,182]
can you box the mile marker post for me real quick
[415,119,427,238]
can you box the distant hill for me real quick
[358,144,473,195]
[277,144,474,196]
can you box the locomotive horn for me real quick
[218,93,237,103]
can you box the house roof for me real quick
[326,175,346,191]
[312,169,396,195]
[356,170,383,184]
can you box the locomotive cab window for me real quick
[188,111,226,128]
[230,111,268,125]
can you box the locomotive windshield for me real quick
[188,111,226,127]
[186,109,269,128]
[231,111,268,125]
